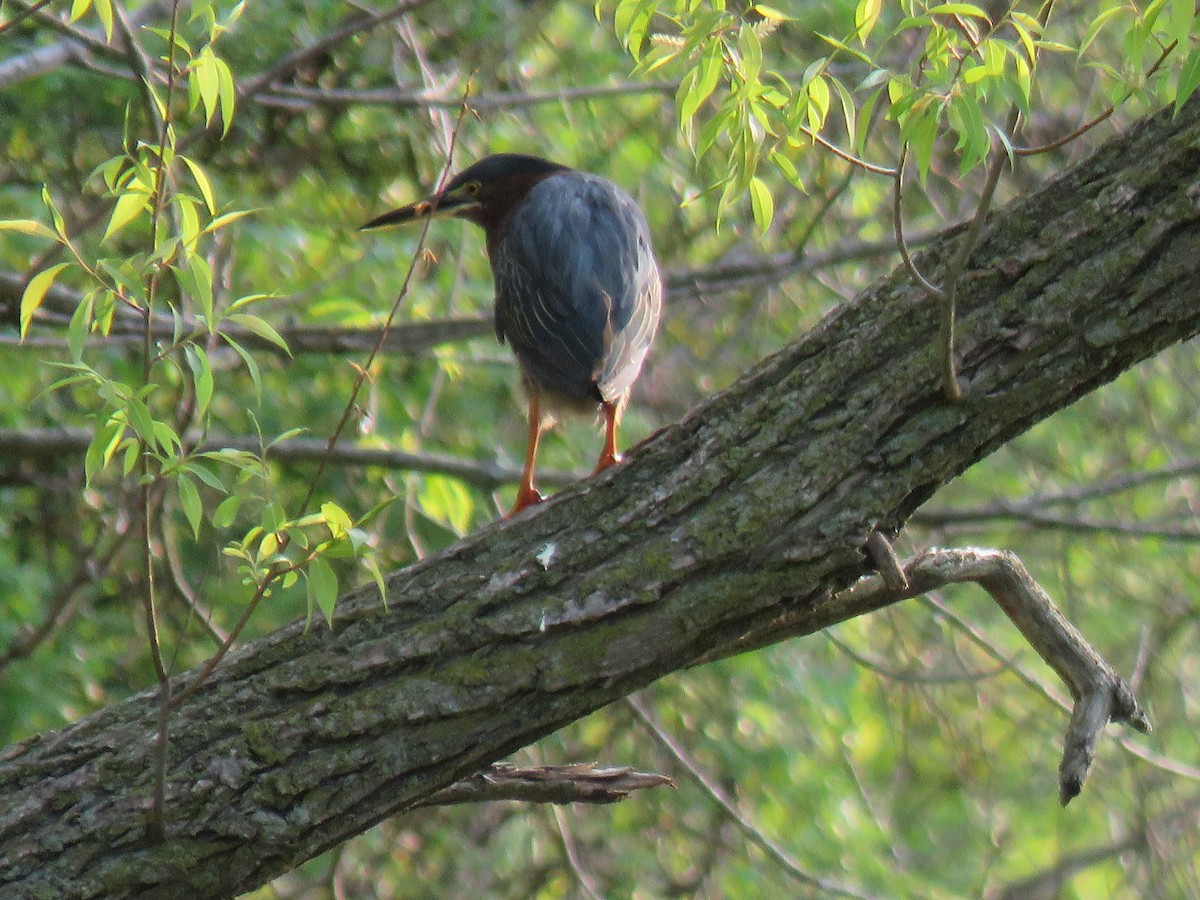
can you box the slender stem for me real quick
[134,0,183,839]
[892,143,944,300]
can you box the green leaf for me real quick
[753,5,791,21]
[321,501,353,538]
[0,219,57,241]
[153,420,182,455]
[737,23,763,84]
[67,290,95,361]
[203,209,256,235]
[226,312,292,355]
[1176,45,1200,114]
[20,263,69,340]
[214,495,242,528]
[679,38,725,126]
[94,0,113,40]
[927,3,991,20]
[749,176,774,232]
[177,472,203,539]
[363,554,388,608]
[806,74,830,131]
[307,557,338,625]
[85,417,126,486]
[1080,7,1128,58]
[184,344,214,417]
[221,333,262,400]
[124,395,158,448]
[70,0,93,22]
[418,474,473,535]
[103,183,152,243]
[613,0,657,59]
[175,194,201,248]
[177,253,215,328]
[214,54,237,136]
[180,155,217,214]
[855,0,882,43]
[193,47,220,126]
[1168,0,1197,49]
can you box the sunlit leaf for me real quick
[855,0,882,43]
[307,557,338,625]
[177,472,203,539]
[103,184,152,243]
[20,263,69,340]
[226,312,292,355]
[749,176,774,232]
[0,219,57,241]
[1176,45,1200,114]
[181,155,217,215]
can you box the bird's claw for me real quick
[508,486,545,517]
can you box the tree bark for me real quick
[3,97,1200,899]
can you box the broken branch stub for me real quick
[838,547,1150,804]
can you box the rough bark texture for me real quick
[3,98,1200,899]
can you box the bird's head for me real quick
[360,154,570,234]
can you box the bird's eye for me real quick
[464,181,481,195]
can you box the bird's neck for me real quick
[475,170,567,257]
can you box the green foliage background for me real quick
[2,0,1199,896]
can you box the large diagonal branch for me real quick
[3,98,1200,899]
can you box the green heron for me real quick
[362,153,662,514]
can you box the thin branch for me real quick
[893,144,946,301]
[913,506,1200,542]
[627,694,883,900]
[0,427,581,487]
[238,0,438,101]
[6,0,129,60]
[823,628,1009,685]
[0,525,130,675]
[922,593,1200,786]
[1014,40,1178,157]
[256,79,678,111]
[0,0,55,37]
[935,106,1023,401]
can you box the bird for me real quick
[361,153,662,515]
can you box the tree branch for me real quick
[0,427,581,488]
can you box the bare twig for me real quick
[256,79,677,112]
[0,427,582,488]
[936,105,1023,401]
[1014,41,1178,158]
[892,144,946,301]
[627,694,883,900]
[913,506,1200,542]
[238,0,438,101]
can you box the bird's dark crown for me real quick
[443,154,571,195]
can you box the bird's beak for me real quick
[360,187,478,230]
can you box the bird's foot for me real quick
[508,485,545,517]
[592,450,621,474]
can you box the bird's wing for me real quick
[493,173,661,404]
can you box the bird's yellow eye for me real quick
[463,181,481,196]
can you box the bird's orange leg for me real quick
[509,392,545,516]
[593,400,621,474]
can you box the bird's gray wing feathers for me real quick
[494,173,661,404]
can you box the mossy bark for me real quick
[4,98,1200,899]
